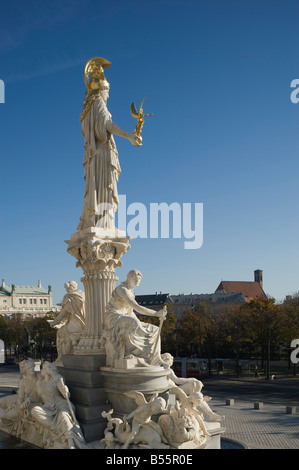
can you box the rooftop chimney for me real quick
[1,279,5,287]
[254,269,263,289]
[38,280,41,288]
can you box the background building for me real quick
[215,269,266,303]
[135,292,172,310]
[137,270,267,319]
[0,279,60,319]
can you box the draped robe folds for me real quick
[31,377,85,448]
[55,290,85,358]
[78,97,121,231]
[103,285,162,367]
[61,290,85,322]
[0,373,40,437]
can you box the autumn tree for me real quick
[1,313,57,360]
[194,302,222,373]
[219,304,252,376]
[177,309,200,357]
[5,316,26,357]
[160,309,177,355]
[176,303,221,368]
[0,315,8,341]
[243,298,281,379]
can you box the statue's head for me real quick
[64,281,78,292]
[41,361,58,378]
[69,280,78,291]
[85,57,111,92]
[126,270,143,288]
[19,360,26,373]
[161,353,174,366]
[22,358,36,374]
[151,397,167,414]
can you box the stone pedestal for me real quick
[65,227,130,355]
[204,422,226,449]
[58,354,110,443]
[101,366,171,416]
[63,227,131,442]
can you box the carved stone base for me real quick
[0,418,52,449]
[58,354,110,443]
[101,365,171,416]
[204,422,226,449]
[73,337,104,356]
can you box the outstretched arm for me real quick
[106,121,142,147]
[118,286,167,319]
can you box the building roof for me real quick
[135,293,171,307]
[0,285,49,296]
[215,281,266,302]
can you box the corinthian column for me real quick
[65,227,130,355]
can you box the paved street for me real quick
[202,374,299,449]
[202,374,299,406]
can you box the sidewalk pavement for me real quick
[1,367,299,450]
[210,395,299,449]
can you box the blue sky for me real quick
[0,0,298,304]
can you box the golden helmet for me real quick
[84,57,111,92]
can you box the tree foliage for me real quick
[157,295,299,377]
[0,313,57,360]
[1,295,299,374]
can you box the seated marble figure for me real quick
[102,270,167,368]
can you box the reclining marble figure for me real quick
[0,360,86,449]
[161,353,224,422]
[0,359,39,438]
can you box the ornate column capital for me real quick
[65,227,131,272]
[65,227,131,355]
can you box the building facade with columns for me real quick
[0,279,60,319]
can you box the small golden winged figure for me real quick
[130,97,153,137]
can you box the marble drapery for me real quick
[78,97,121,231]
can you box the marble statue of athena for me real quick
[78,57,141,231]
